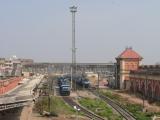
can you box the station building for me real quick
[116,48,160,101]
[115,47,143,89]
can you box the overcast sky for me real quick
[0,0,160,64]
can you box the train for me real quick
[57,74,90,96]
[67,74,90,88]
[76,77,90,88]
[58,77,70,96]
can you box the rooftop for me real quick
[116,47,142,59]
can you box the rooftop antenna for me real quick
[70,4,77,90]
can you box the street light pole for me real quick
[71,67,73,90]
[98,72,100,96]
[70,6,77,91]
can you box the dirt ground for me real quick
[70,90,97,99]
[20,104,33,120]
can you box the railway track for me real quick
[90,90,136,120]
[62,96,105,120]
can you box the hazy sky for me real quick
[0,0,160,64]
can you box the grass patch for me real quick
[125,103,152,120]
[100,90,156,120]
[34,96,75,116]
[79,97,123,120]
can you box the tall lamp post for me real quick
[98,72,100,95]
[70,6,77,91]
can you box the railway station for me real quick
[115,47,160,101]
[0,1,160,120]
[0,47,160,120]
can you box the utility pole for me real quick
[98,72,100,95]
[143,70,147,109]
[70,6,77,90]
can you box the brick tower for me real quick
[116,47,142,89]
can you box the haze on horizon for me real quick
[0,0,160,64]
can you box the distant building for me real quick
[0,58,5,65]
[115,48,143,89]
[0,56,34,78]
[0,58,6,77]
[4,58,13,76]
[18,58,34,65]
[4,56,23,77]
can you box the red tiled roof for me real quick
[117,48,142,59]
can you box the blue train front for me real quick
[76,77,90,88]
[58,77,71,96]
